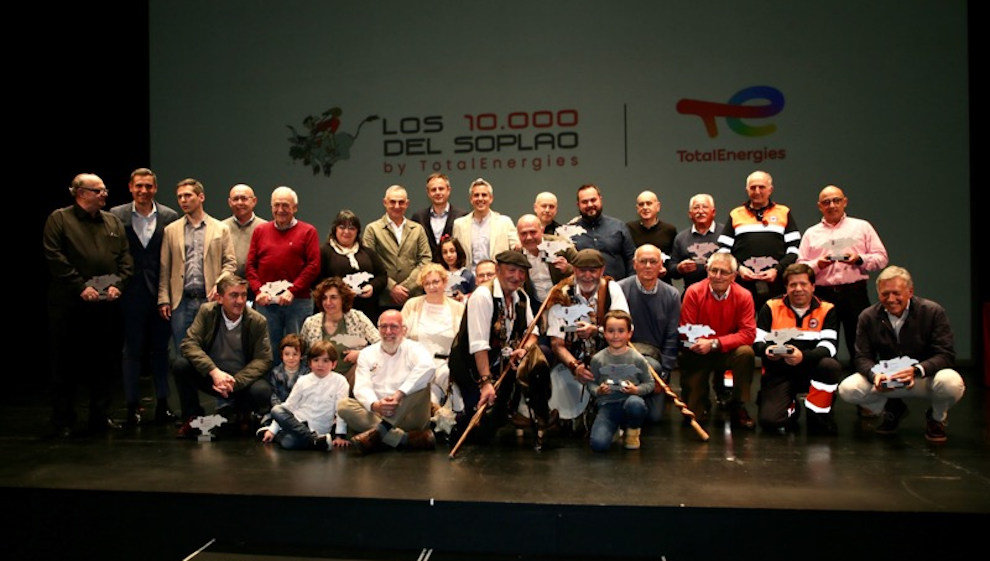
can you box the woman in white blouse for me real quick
[400,263,465,410]
[300,277,380,390]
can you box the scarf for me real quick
[329,239,360,270]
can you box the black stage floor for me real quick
[3,369,988,561]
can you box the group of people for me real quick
[42,168,966,452]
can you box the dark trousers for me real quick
[678,346,755,416]
[120,285,172,405]
[49,300,123,430]
[815,281,870,361]
[172,357,260,419]
[757,356,842,428]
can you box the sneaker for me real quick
[875,399,908,434]
[311,433,331,451]
[623,428,641,450]
[924,409,947,443]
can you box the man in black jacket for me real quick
[837,266,965,442]
[411,173,466,262]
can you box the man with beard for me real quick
[339,310,437,453]
[448,250,546,443]
[568,184,637,281]
[546,249,629,429]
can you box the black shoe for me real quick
[154,406,177,425]
[126,405,143,427]
[924,409,948,443]
[806,410,838,436]
[875,399,908,435]
[87,417,122,434]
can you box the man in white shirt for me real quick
[452,177,520,269]
[339,310,437,453]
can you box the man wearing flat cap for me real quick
[449,250,547,442]
[545,248,629,429]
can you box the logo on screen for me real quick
[676,86,785,138]
[288,107,379,176]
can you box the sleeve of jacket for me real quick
[180,306,217,378]
[291,226,322,295]
[753,302,772,357]
[400,228,432,291]
[853,310,879,381]
[919,302,955,376]
[778,210,801,272]
[219,224,237,276]
[234,311,274,389]
[109,215,134,289]
[158,227,173,306]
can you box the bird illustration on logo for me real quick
[288,106,379,176]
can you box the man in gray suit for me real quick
[110,168,180,426]
[362,185,432,310]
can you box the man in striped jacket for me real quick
[753,263,841,435]
[718,170,801,313]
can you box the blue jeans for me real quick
[170,296,207,352]
[644,356,668,423]
[257,298,312,366]
[590,396,647,452]
[271,404,317,450]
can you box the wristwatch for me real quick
[711,339,720,351]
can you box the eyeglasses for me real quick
[819,197,845,206]
[708,267,734,277]
[423,279,444,287]
[79,186,108,195]
[378,323,403,331]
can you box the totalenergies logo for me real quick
[676,86,785,138]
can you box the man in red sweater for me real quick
[246,186,320,365]
[678,252,757,429]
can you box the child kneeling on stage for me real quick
[587,310,655,451]
[259,340,351,451]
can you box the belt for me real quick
[434,353,449,360]
[818,280,867,293]
[183,290,207,299]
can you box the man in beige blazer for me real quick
[451,177,520,270]
[158,178,237,350]
[362,185,432,310]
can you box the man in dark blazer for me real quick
[411,173,466,262]
[110,168,180,426]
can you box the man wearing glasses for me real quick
[678,252,756,429]
[340,310,437,454]
[798,185,888,360]
[43,173,133,437]
[222,184,267,283]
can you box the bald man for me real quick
[626,190,677,258]
[223,183,268,281]
[798,185,888,359]
[534,191,561,234]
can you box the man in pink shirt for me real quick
[798,185,888,359]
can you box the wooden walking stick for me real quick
[449,293,554,459]
[635,345,710,442]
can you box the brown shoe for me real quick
[730,404,756,430]
[351,427,385,454]
[405,429,437,451]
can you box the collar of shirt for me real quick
[274,218,298,231]
[184,214,206,229]
[235,213,257,228]
[691,223,713,235]
[709,283,731,301]
[222,311,244,330]
[885,299,911,335]
[634,276,659,295]
[131,201,158,218]
[820,214,847,228]
[429,204,450,218]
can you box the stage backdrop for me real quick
[149,1,970,360]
